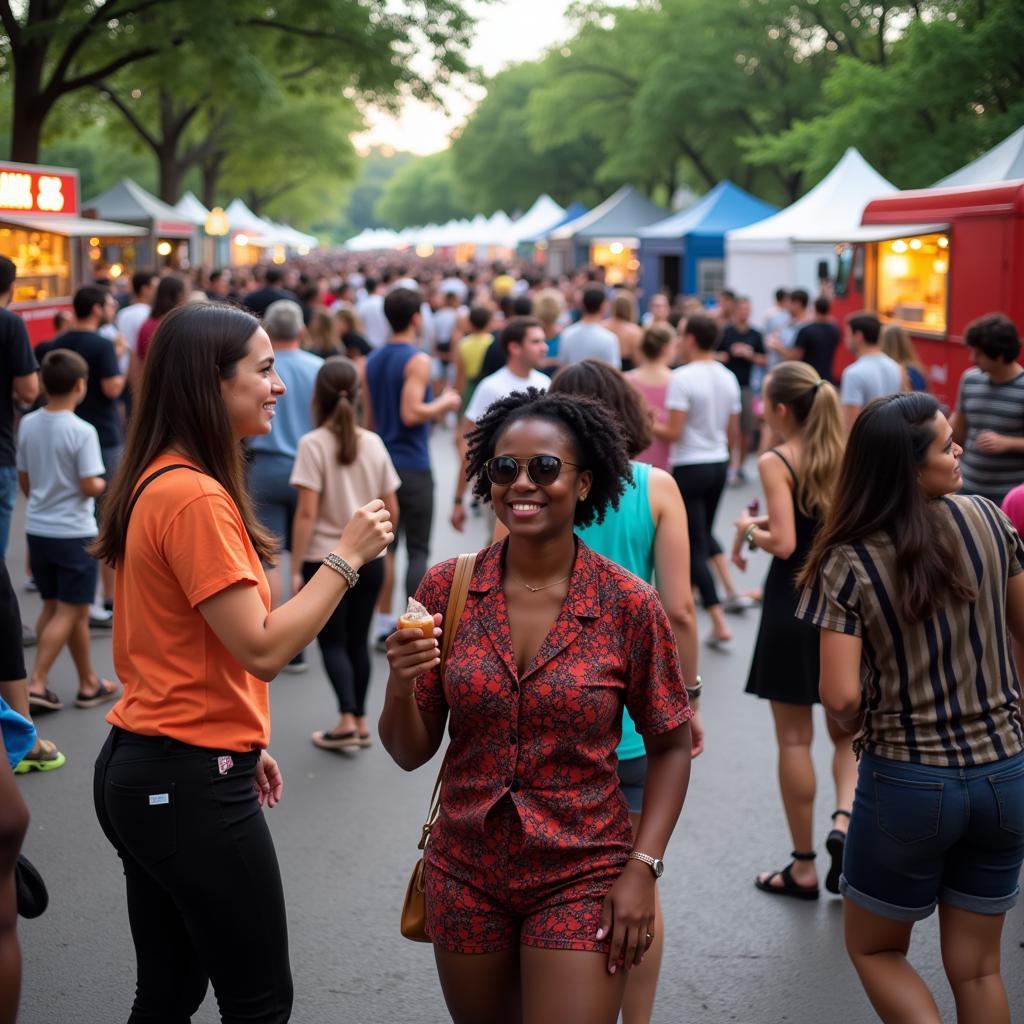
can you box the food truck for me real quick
[832,180,1024,406]
[0,160,145,342]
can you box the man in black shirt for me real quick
[0,256,38,558]
[716,296,766,480]
[241,267,299,318]
[41,285,124,619]
[791,296,841,385]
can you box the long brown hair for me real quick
[92,303,277,565]
[799,392,976,623]
[764,362,843,517]
[312,356,360,465]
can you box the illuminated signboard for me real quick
[0,162,79,217]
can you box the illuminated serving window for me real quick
[591,241,639,286]
[870,232,949,334]
[0,225,70,302]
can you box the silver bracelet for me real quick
[686,675,702,701]
[322,552,359,588]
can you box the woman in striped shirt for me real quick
[798,392,1024,1024]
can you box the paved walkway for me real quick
[10,431,1024,1023]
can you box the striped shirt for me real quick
[796,494,1024,767]
[957,367,1024,504]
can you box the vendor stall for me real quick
[638,181,777,302]
[546,187,667,283]
[0,161,145,341]
[832,180,1024,405]
[85,178,196,270]
[726,149,897,321]
[225,198,271,265]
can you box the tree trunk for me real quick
[157,150,184,204]
[201,154,224,208]
[9,41,48,163]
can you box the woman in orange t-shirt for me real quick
[91,303,393,1024]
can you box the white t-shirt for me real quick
[116,302,150,352]
[356,294,390,349]
[666,360,741,466]
[16,408,105,537]
[464,366,550,424]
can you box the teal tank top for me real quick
[577,461,656,760]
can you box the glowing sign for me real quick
[0,163,79,216]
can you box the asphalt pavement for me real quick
[9,429,1024,1023]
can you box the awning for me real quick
[0,213,147,237]
[817,222,948,244]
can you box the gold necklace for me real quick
[507,573,572,593]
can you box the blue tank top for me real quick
[365,343,432,471]
[578,461,656,760]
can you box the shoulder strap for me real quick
[126,464,196,522]
[418,552,477,852]
[768,447,798,487]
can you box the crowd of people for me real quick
[0,248,1022,1024]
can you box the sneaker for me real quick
[21,623,36,647]
[281,651,308,675]
[726,467,739,486]
[723,593,756,613]
[24,576,38,593]
[88,604,113,628]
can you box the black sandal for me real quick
[754,850,820,901]
[825,809,850,895]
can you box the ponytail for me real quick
[311,356,360,466]
[764,362,844,517]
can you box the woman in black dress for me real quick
[731,361,852,899]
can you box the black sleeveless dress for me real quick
[745,449,822,705]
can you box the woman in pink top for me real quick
[626,325,676,471]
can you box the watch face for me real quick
[653,859,665,878]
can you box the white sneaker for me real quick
[723,594,755,613]
[89,604,113,628]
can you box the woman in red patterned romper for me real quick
[380,388,695,1024]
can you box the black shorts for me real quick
[0,558,25,682]
[617,755,647,814]
[27,534,98,605]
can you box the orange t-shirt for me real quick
[106,454,272,751]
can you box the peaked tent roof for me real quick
[935,125,1024,188]
[639,181,778,239]
[86,178,191,224]
[225,198,271,238]
[174,191,210,226]
[507,195,565,245]
[549,186,667,241]
[727,148,896,247]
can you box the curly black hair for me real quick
[464,387,630,528]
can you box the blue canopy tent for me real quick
[638,181,777,301]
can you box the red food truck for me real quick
[0,160,145,343]
[832,179,1024,407]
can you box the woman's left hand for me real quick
[596,860,656,974]
[254,750,283,808]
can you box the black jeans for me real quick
[672,461,728,610]
[302,555,384,717]
[392,467,434,599]
[94,728,293,1023]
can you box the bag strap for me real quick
[126,464,196,522]
[417,551,476,852]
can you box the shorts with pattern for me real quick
[425,797,625,954]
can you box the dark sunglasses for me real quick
[484,454,581,487]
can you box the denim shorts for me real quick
[842,749,1024,921]
[27,534,98,605]
[246,451,296,549]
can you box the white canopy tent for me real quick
[507,195,565,246]
[174,191,209,226]
[726,148,897,321]
[935,126,1024,187]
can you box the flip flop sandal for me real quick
[754,851,820,901]
[357,733,373,749]
[311,728,361,751]
[825,809,851,895]
[28,688,62,712]
[704,635,732,650]
[75,679,119,708]
[15,740,67,774]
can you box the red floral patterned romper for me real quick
[413,539,692,954]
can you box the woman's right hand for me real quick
[336,499,394,569]
[386,614,442,686]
